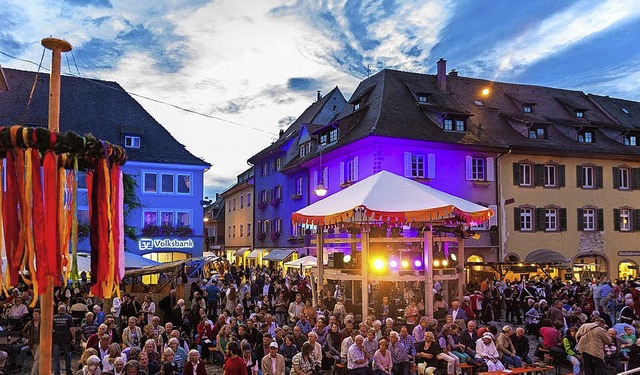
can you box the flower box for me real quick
[270,232,281,241]
[291,194,302,200]
[257,200,267,209]
[257,232,267,241]
[270,198,282,207]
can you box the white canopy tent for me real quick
[284,256,318,269]
[2,252,160,273]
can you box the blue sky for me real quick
[2,0,640,197]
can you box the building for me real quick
[220,167,254,265]
[247,88,347,266]
[0,68,210,262]
[204,194,226,257]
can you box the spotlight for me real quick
[413,259,423,268]
[389,259,399,269]
[450,253,457,262]
[401,260,410,269]
[372,258,385,271]
[442,259,449,267]
[481,87,490,96]
[433,260,440,267]
[343,254,352,263]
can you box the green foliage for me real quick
[123,173,143,242]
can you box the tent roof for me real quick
[234,247,251,257]
[2,252,160,273]
[524,249,571,264]
[123,256,218,278]
[263,249,296,262]
[284,256,318,268]
[246,249,265,259]
[292,171,493,225]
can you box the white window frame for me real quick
[472,157,485,180]
[346,157,358,183]
[161,173,174,194]
[262,163,269,176]
[545,208,557,231]
[247,222,252,237]
[520,208,533,231]
[520,164,532,186]
[160,211,174,226]
[295,177,303,196]
[276,158,282,171]
[620,209,631,232]
[412,154,425,178]
[320,134,328,144]
[417,94,428,104]
[620,168,630,190]
[299,144,307,158]
[544,165,556,187]
[583,208,595,231]
[455,119,465,132]
[176,174,191,195]
[329,129,338,143]
[583,166,594,188]
[576,110,584,118]
[124,135,141,149]
[354,102,360,111]
[443,119,453,131]
[523,105,532,113]
[247,193,252,207]
[625,135,637,146]
[143,210,158,226]
[578,130,593,143]
[274,218,282,233]
[176,211,191,227]
[143,172,158,193]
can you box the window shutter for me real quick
[536,208,545,232]
[558,165,566,187]
[339,162,345,185]
[596,166,604,189]
[488,204,498,228]
[313,171,319,189]
[597,208,604,231]
[404,152,412,177]
[534,164,545,186]
[613,167,620,189]
[614,209,621,231]
[513,163,521,185]
[633,168,640,190]
[465,156,473,180]
[634,209,640,231]
[353,156,359,181]
[576,166,584,187]
[427,153,436,179]
[577,208,584,231]
[323,167,328,187]
[559,208,567,231]
[486,157,495,181]
[513,208,521,231]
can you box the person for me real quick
[122,317,142,349]
[168,337,188,374]
[141,295,156,325]
[292,342,315,375]
[325,322,342,367]
[562,327,581,375]
[347,334,370,375]
[620,325,637,358]
[123,360,141,374]
[435,325,460,375]
[576,317,611,375]
[389,331,411,375]
[184,349,207,375]
[512,327,532,365]
[306,331,323,371]
[604,328,626,373]
[415,332,439,375]
[242,342,259,375]
[475,332,505,372]
[262,341,286,375]
[53,304,74,375]
[112,356,126,375]
[377,297,396,322]
[143,339,162,375]
[224,341,247,375]
[289,294,305,324]
[629,338,640,370]
[495,325,522,368]
[78,354,102,375]
[448,301,467,328]
[102,342,125,373]
[404,301,420,328]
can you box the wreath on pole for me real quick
[0,124,127,303]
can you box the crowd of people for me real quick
[1,263,640,375]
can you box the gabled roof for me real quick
[205,195,225,221]
[588,94,640,131]
[0,68,210,166]
[248,86,346,164]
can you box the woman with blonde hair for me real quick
[214,324,233,364]
[77,354,102,375]
[102,343,124,374]
[78,348,99,371]
[143,339,161,375]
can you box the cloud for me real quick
[278,116,297,128]
[64,0,113,8]
[287,77,320,91]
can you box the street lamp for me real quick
[314,183,327,197]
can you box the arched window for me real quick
[467,255,483,271]
[619,261,638,280]
[573,254,608,281]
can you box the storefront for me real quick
[246,249,267,267]
[227,247,250,265]
[573,254,608,281]
[618,251,640,280]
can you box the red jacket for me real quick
[196,322,215,345]
[184,360,207,375]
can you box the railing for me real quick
[618,366,640,375]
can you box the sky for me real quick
[2,0,640,198]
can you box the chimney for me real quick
[317,90,321,101]
[279,129,284,137]
[449,69,458,77]
[437,58,447,91]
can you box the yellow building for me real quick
[221,168,254,265]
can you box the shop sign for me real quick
[138,238,195,251]
[618,251,640,257]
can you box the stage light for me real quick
[389,259,399,269]
[401,260,410,269]
[372,258,386,271]
[450,253,457,262]
[481,87,490,96]
[343,254,352,263]
[433,260,440,267]
[413,259,423,268]
[442,259,449,267]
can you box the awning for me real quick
[123,256,218,278]
[524,249,571,264]
[246,249,265,259]
[263,249,296,262]
[284,256,317,268]
[234,247,251,257]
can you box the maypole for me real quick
[40,37,72,375]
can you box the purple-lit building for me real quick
[246,88,347,266]
[300,62,505,267]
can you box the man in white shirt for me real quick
[288,294,304,323]
[347,335,370,375]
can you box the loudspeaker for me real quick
[333,252,344,268]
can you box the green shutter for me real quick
[597,208,604,231]
[558,165,566,187]
[613,167,620,189]
[634,209,640,231]
[536,208,545,231]
[577,208,584,231]
[576,166,584,187]
[560,208,567,231]
[614,209,621,231]
[514,208,521,231]
[534,164,545,186]
[633,169,640,190]
[596,166,604,189]
[513,163,521,185]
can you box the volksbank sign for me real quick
[138,238,195,251]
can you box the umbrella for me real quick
[284,256,318,268]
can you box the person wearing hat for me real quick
[475,333,505,372]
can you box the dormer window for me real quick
[299,142,312,157]
[443,118,466,132]
[523,104,533,113]
[320,134,328,145]
[329,128,339,143]
[417,93,429,104]
[528,126,546,139]
[575,110,584,118]
[124,135,140,148]
[354,102,361,111]
[578,129,594,143]
[624,133,638,146]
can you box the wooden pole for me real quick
[361,228,369,321]
[424,230,434,319]
[40,37,72,375]
[315,226,323,307]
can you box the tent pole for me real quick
[361,228,369,321]
[40,37,72,375]
[315,225,323,307]
[457,237,465,303]
[424,230,433,320]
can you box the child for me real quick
[620,325,637,358]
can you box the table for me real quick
[479,365,554,375]
[0,336,20,346]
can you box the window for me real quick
[443,119,453,131]
[262,163,269,177]
[545,208,557,231]
[354,102,360,111]
[291,223,300,237]
[528,127,546,139]
[320,134,328,144]
[261,220,269,234]
[247,193,252,207]
[412,154,425,178]
[329,129,339,143]
[233,198,236,211]
[583,208,595,231]
[520,208,533,231]
[144,211,157,226]
[259,190,268,204]
[346,157,358,183]
[232,225,236,238]
[471,158,485,180]
[455,119,466,132]
[577,165,602,189]
[578,130,594,143]
[582,166,594,188]
[228,226,231,238]
[247,223,251,237]
[620,209,631,231]
[620,168,629,190]
[143,173,157,193]
[176,211,190,227]
[240,224,244,237]
[466,156,494,181]
[273,218,282,233]
[544,165,556,187]
[124,135,140,148]
[160,211,174,226]
[177,174,191,194]
[417,93,429,103]
[519,164,532,186]
[624,135,638,146]
[523,104,533,113]
[274,186,282,200]
[276,158,282,171]
[299,143,311,158]
[295,177,303,196]
[240,196,244,209]
[161,174,174,193]
[576,110,584,118]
